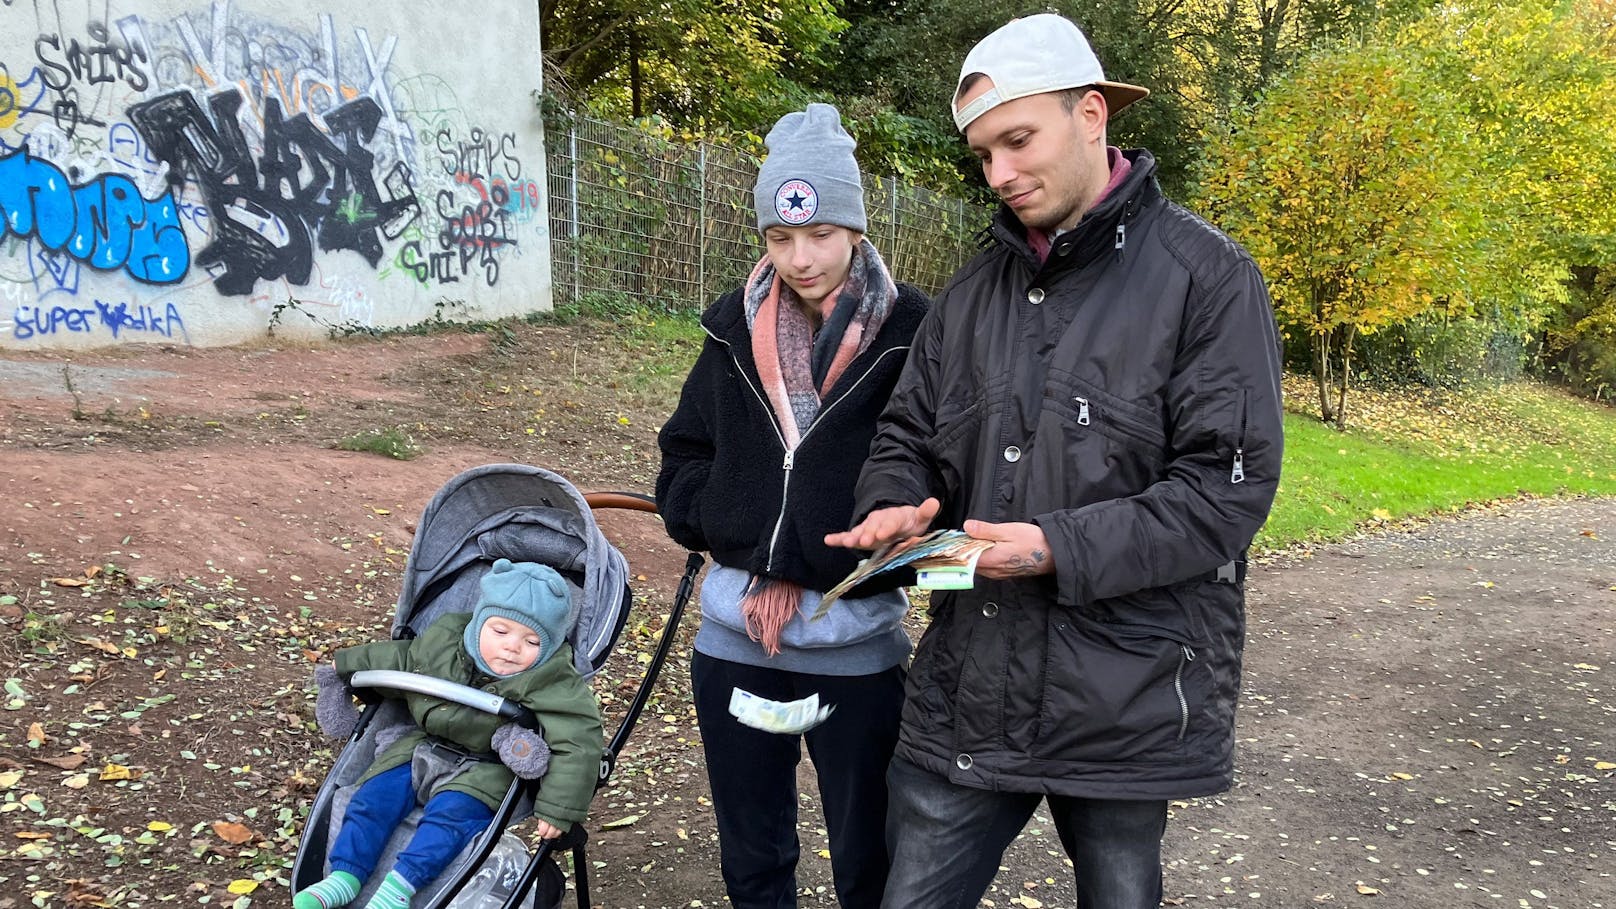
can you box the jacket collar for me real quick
[990,148,1161,272]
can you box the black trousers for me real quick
[691,650,905,909]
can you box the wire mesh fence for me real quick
[546,116,985,312]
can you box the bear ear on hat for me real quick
[491,558,514,573]
[543,572,566,597]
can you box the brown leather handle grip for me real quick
[583,491,659,515]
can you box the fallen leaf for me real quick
[147,821,173,832]
[227,880,258,895]
[63,772,90,789]
[14,831,51,840]
[1389,772,1413,781]
[601,814,641,830]
[27,722,44,746]
[51,577,90,587]
[84,565,102,579]
[76,638,123,657]
[1355,883,1379,895]
[1594,761,1616,771]
[99,763,139,781]
[38,754,86,771]
[212,821,254,844]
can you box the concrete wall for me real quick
[0,0,553,349]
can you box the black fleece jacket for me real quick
[656,283,929,591]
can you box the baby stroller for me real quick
[293,464,704,908]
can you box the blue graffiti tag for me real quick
[11,299,189,342]
[0,146,190,283]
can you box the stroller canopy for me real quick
[393,464,631,679]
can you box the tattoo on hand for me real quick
[1003,549,1048,576]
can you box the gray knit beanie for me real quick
[463,558,574,675]
[754,103,867,233]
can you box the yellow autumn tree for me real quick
[1199,0,1616,425]
[1197,41,1486,425]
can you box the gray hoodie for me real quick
[695,564,911,675]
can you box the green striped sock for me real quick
[293,871,361,909]
[363,871,416,909]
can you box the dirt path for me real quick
[1,332,1611,909]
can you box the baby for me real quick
[296,559,605,909]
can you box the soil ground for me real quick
[0,326,1611,909]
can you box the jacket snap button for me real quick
[956,753,974,771]
[982,602,999,618]
[1027,287,1045,305]
[1056,243,1073,256]
[1003,446,1021,463]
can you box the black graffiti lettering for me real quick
[436,126,520,182]
[398,240,429,284]
[35,24,150,93]
[431,190,512,288]
[428,250,460,284]
[127,88,420,296]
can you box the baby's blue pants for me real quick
[329,762,496,889]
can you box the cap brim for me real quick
[1097,82,1150,116]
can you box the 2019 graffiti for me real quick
[0,146,189,283]
[1,0,547,346]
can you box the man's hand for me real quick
[824,498,941,550]
[965,519,1054,578]
[533,819,564,840]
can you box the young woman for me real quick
[655,103,929,909]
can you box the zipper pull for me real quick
[1182,645,1196,661]
[782,449,795,470]
[1074,396,1090,425]
[1114,223,1126,260]
[1231,449,1245,484]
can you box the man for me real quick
[825,12,1284,909]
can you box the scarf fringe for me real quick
[741,576,805,657]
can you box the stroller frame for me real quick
[292,466,703,909]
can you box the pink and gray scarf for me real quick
[740,238,898,654]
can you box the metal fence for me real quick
[546,116,984,311]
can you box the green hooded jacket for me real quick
[334,612,604,828]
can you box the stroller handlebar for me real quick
[582,491,658,514]
[348,670,540,729]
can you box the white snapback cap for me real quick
[952,13,1150,132]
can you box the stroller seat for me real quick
[294,465,701,909]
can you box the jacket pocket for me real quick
[1033,613,1203,763]
[1043,369,1166,458]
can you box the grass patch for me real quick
[1263,378,1616,548]
[333,427,424,460]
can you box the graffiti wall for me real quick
[0,0,552,349]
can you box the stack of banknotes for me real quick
[728,687,835,734]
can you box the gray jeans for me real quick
[881,757,1168,909]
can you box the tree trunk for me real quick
[629,25,642,118]
[1315,327,1335,424]
[1333,325,1358,430]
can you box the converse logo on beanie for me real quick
[775,179,818,225]
[753,103,866,234]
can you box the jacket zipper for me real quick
[1073,396,1091,425]
[1174,645,1196,741]
[707,324,909,573]
[1231,390,1248,484]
